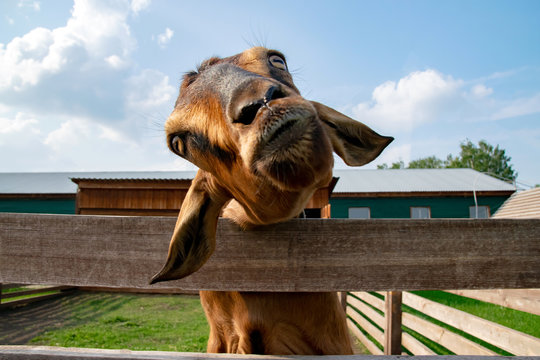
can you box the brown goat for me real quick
[151,47,393,355]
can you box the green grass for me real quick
[30,293,209,352]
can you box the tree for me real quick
[377,160,405,169]
[377,139,517,182]
[408,156,444,169]
[446,140,517,181]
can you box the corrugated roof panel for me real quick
[332,168,516,193]
[0,169,515,195]
[0,171,198,194]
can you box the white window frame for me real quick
[469,205,490,218]
[410,207,431,219]
[348,207,371,219]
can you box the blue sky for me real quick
[1,0,539,186]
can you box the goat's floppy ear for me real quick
[312,101,393,166]
[150,171,228,284]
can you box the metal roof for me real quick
[332,168,516,193]
[0,171,198,194]
[0,168,515,195]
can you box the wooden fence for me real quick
[346,290,540,356]
[0,213,539,359]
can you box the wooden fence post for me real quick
[341,291,348,312]
[384,291,402,355]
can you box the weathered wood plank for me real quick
[350,292,385,312]
[1,346,538,359]
[402,292,540,356]
[446,289,540,316]
[402,312,496,355]
[0,213,539,292]
[348,296,385,329]
[401,332,436,355]
[384,291,402,355]
[347,306,385,346]
[346,319,384,355]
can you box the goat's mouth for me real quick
[250,110,333,190]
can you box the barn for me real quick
[0,169,516,218]
[331,168,516,219]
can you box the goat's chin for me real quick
[253,124,334,191]
[255,149,333,192]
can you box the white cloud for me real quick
[491,93,540,121]
[0,0,135,92]
[470,84,493,98]
[0,112,39,135]
[18,0,40,11]
[44,118,91,151]
[125,69,176,113]
[105,54,128,69]
[130,0,151,14]
[352,69,463,132]
[156,27,174,48]
[350,69,540,134]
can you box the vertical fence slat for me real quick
[384,291,402,355]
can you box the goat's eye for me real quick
[269,54,287,71]
[170,134,186,157]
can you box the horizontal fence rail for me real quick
[0,346,538,360]
[0,213,539,292]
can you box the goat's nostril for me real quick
[264,86,286,104]
[233,86,287,126]
[234,101,263,125]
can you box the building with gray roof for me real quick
[0,169,515,218]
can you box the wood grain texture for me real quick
[402,312,496,355]
[0,213,539,292]
[1,346,538,359]
[384,292,402,355]
[446,289,540,316]
[403,292,540,356]
[346,319,384,355]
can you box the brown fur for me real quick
[151,47,393,354]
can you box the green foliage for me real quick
[377,139,517,182]
[408,156,444,169]
[446,140,517,181]
[377,160,405,169]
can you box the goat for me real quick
[150,47,393,355]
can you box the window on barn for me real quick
[348,207,371,219]
[469,205,490,218]
[410,207,431,219]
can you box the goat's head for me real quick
[150,47,393,284]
